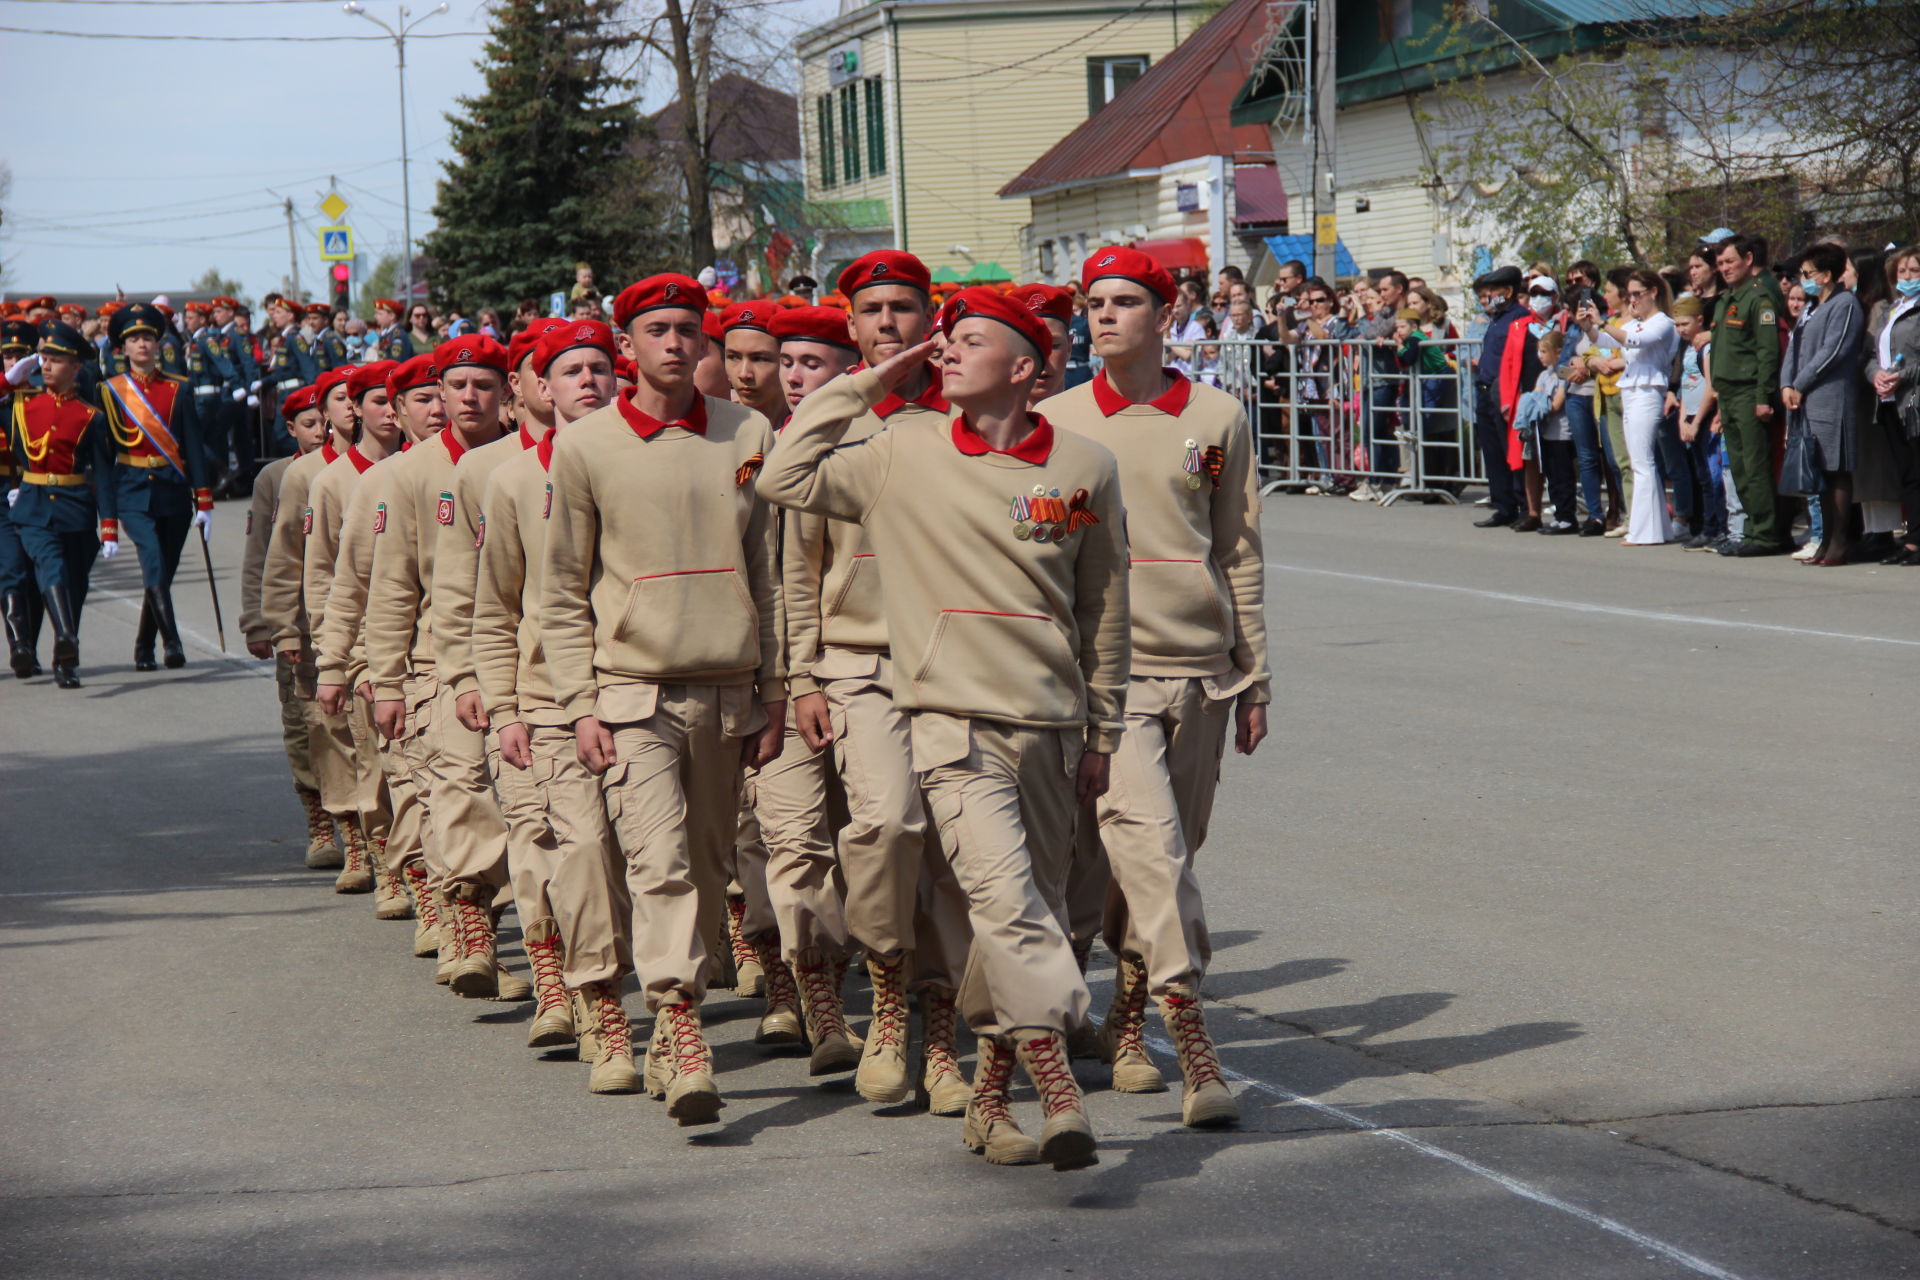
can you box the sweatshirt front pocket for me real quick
[612,567,758,675]
[823,553,878,625]
[912,609,1080,725]
[1127,558,1228,658]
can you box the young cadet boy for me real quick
[262,366,372,886]
[316,355,448,953]
[539,274,785,1128]
[761,285,1131,1171]
[240,385,338,868]
[366,337,522,1000]
[1038,248,1270,1129]
[474,320,636,1087]
[303,361,403,905]
[781,253,974,1113]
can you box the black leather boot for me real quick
[150,587,186,669]
[3,590,39,678]
[134,593,159,671]
[45,586,81,689]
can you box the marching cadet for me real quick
[99,303,215,672]
[370,299,414,363]
[263,366,375,887]
[366,336,524,1001]
[473,319,633,1084]
[258,299,307,456]
[315,354,449,952]
[761,285,1131,1171]
[240,385,340,870]
[197,296,258,494]
[7,320,118,690]
[303,362,402,902]
[539,273,785,1128]
[295,303,338,382]
[780,253,972,1113]
[1037,249,1267,1129]
[2,319,46,677]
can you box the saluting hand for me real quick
[872,339,940,396]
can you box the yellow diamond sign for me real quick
[319,191,350,223]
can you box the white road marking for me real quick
[1267,562,1920,648]
[92,584,273,679]
[0,879,319,899]
[1140,1029,1748,1280]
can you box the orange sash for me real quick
[105,374,186,478]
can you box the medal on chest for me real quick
[1182,439,1204,490]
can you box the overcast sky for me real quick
[1,0,832,304]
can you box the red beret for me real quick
[57,304,87,321]
[314,365,355,403]
[770,305,858,352]
[281,385,320,418]
[304,302,332,318]
[939,285,1053,359]
[210,296,239,309]
[613,274,708,329]
[348,360,398,401]
[508,318,567,371]
[613,355,637,383]
[432,335,510,377]
[533,319,618,376]
[837,250,930,298]
[184,301,212,316]
[386,353,439,399]
[1006,284,1073,327]
[373,298,402,313]
[721,301,775,335]
[1081,246,1175,305]
[702,310,724,343]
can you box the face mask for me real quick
[1896,279,1920,298]
[1483,295,1504,314]
[1801,276,1823,298]
[1529,296,1555,316]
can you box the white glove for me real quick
[100,539,120,560]
[193,510,214,539]
[5,489,18,507]
[247,394,259,408]
[5,354,39,387]
[249,379,261,393]
[232,387,247,403]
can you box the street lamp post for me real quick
[343,1,447,307]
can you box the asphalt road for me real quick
[1,491,1915,1279]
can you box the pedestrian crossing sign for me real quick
[319,226,354,262]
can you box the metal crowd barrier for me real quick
[1190,335,1487,505]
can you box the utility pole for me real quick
[343,1,446,305]
[1311,0,1338,283]
[281,195,299,298]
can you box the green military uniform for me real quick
[1710,273,1787,550]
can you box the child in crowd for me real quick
[1669,298,1727,550]
[1534,331,1579,532]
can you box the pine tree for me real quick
[423,0,672,313]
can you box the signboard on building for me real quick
[827,42,861,86]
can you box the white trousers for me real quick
[1622,386,1673,545]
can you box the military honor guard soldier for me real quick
[2,318,47,677]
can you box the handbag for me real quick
[1778,409,1822,496]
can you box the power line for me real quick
[3,0,342,5]
[0,23,485,39]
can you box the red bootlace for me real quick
[342,825,368,874]
[303,793,333,842]
[593,983,633,1058]
[974,1037,1018,1123]
[526,932,567,1012]
[1019,1034,1081,1118]
[867,954,907,1049]
[795,963,847,1037]
[450,898,491,959]
[1161,993,1225,1089]
[663,1003,709,1074]
[725,898,758,968]
[406,866,439,931]
[764,955,799,1014]
[1112,957,1149,1054]
[921,991,960,1073]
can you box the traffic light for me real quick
[331,261,351,312]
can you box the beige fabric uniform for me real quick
[539,392,782,1013]
[761,368,1131,1036]
[367,428,516,902]
[474,443,628,987]
[260,443,357,820]
[318,456,431,877]
[239,454,318,794]
[1041,374,1271,997]
[784,382,967,985]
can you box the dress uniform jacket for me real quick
[9,387,117,597]
[99,368,213,589]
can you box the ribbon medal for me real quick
[436,491,454,526]
[1182,438,1204,490]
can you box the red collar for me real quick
[616,385,708,438]
[321,440,340,464]
[1090,367,1192,417]
[951,412,1054,465]
[443,429,468,464]
[537,431,555,472]
[345,446,376,474]
[874,367,950,419]
[519,423,540,451]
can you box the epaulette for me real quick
[161,371,189,384]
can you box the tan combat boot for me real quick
[404,863,441,958]
[1102,953,1165,1093]
[299,787,342,869]
[372,851,412,920]
[445,895,498,998]
[1015,1030,1098,1171]
[581,979,641,1094]
[489,963,533,1002]
[962,1034,1039,1165]
[433,896,457,984]
[751,933,803,1045]
[1065,938,1104,1059]
[793,954,859,1075]
[856,950,912,1105]
[333,820,374,894]
[917,987,971,1117]
[572,988,602,1063]
[725,896,763,996]
[1158,986,1238,1128]
[645,1000,722,1126]
[523,919,575,1049]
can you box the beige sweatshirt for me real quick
[782,379,949,696]
[366,429,479,700]
[302,447,378,649]
[238,453,295,646]
[1040,372,1270,703]
[315,457,404,689]
[759,368,1130,752]
[430,426,539,700]
[260,442,340,653]
[472,445,566,726]
[538,392,783,722]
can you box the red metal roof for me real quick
[999,0,1283,198]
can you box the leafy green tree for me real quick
[191,266,249,307]
[423,0,673,314]
[356,254,402,321]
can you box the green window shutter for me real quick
[1087,58,1103,114]
[818,95,836,188]
[841,84,862,182]
[865,78,887,176]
